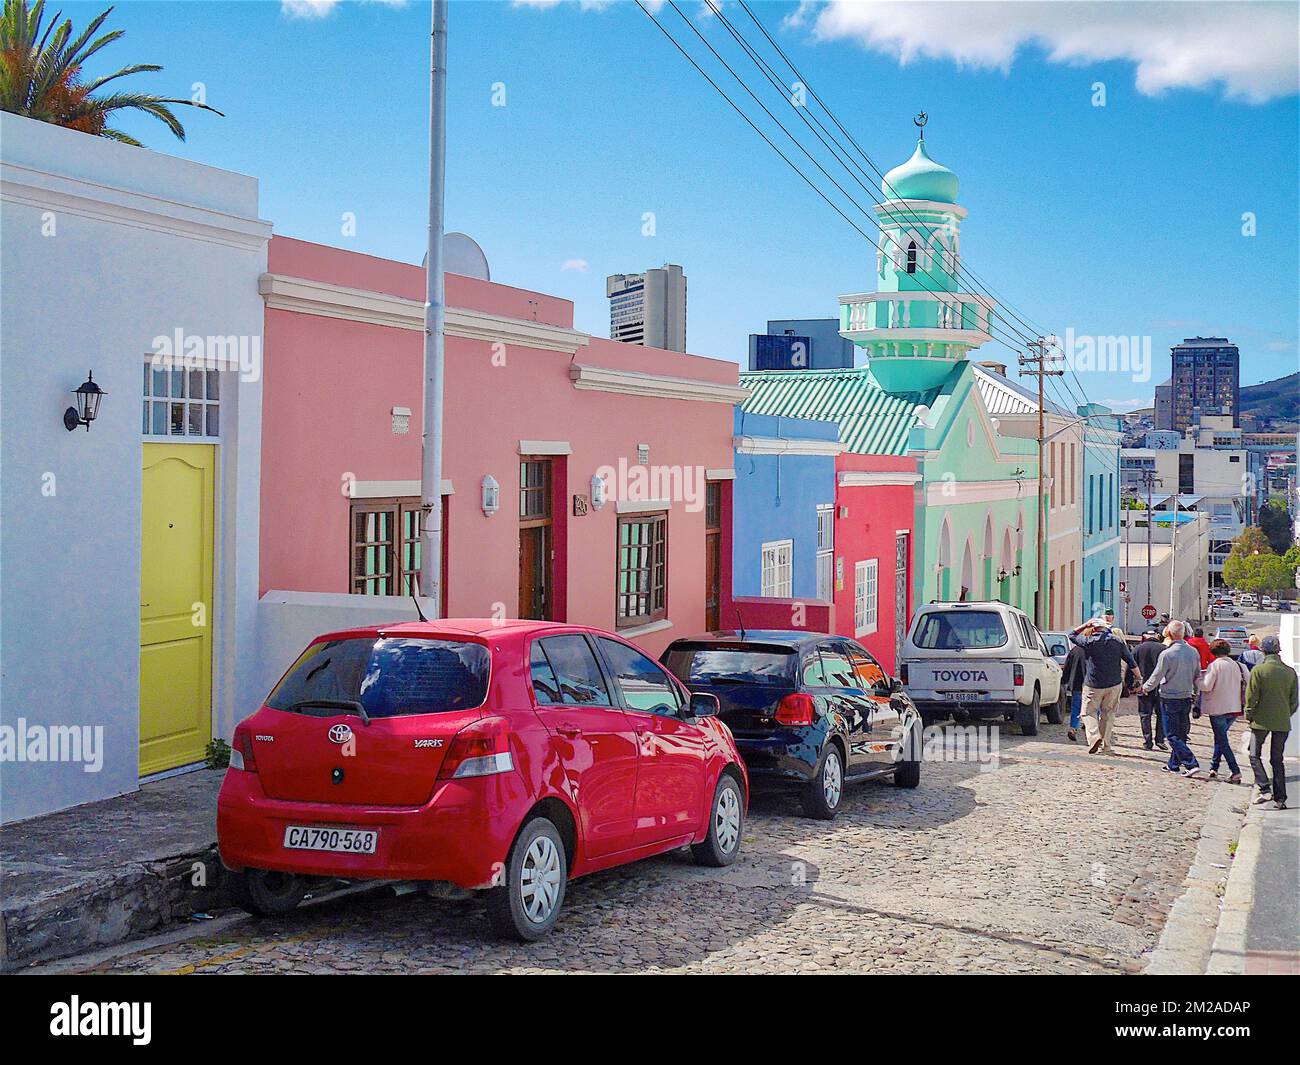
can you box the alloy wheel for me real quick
[823,750,843,808]
[519,834,563,924]
[715,783,741,853]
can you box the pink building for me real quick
[259,237,747,656]
[832,454,919,673]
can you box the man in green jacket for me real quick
[1245,636,1298,810]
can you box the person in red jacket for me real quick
[1187,627,1214,669]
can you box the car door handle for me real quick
[556,725,581,739]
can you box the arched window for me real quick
[906,240,917,274]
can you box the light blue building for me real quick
[1079,403,1124,621]
[731,409,841,601]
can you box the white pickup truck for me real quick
[899,601,1064,736]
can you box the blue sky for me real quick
[61,0,1299,407]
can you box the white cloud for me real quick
[799,1,1298,103]
[281,0,406,19]
[560,258,590,272]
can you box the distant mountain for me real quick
[1241,372,1299,426]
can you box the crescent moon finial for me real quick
[914,111,928,139]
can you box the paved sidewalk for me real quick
[0,769,223,970]
[1207,761,1300,975]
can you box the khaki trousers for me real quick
[1081,684,1122,751]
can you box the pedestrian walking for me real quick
[1141,620,1204,778]
[1241,634,1265,671]
[1104,608,1124,639]
[1197,638,1246,783]
[1244,635,1298,810]
[1187,627,1214,669]
[1069,616,1140,755]
[1133,628,1167,751]
[1061,639,1087,742]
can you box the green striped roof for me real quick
[740,367,937,456]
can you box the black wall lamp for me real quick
[64,371,106,431]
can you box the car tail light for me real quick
[230,724,257,772]
[775,693,815,726]
[439,717,515,779]
[899,662,909,686]
[1013,664,1024,687]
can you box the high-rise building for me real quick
[747,318,856,371]
[606,264,687,351]
[1157,337,1240,432]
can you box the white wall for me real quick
[251,592,428,713]
[1,114,270,822]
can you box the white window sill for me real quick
[856,623,878,638]
[617,619,674,641]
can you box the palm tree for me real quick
[0,0,221,145]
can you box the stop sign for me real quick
[1141,604,1157,620]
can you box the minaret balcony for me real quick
[838,290,996,347]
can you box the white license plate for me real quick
[283,825,378,854]
[945,692,990,702]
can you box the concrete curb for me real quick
[1206,798,1265,974]
[1142,781,1249,975]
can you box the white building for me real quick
[606,264,687,351]
[0,114,270,822]
[1119,511,1210,631]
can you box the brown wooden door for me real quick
[519,524,549,620]
[705,481,721,631]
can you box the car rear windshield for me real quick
[662,644,797,686]
[267,637,490,718]
[912,611,1009,650]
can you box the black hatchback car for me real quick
[661,631,922,819]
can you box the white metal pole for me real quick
[418,0,448,615]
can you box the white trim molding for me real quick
[924,479,1028,506]
[733,434,847,457]
[705,468,736,481]
[518,440,572,456]
[838,470,923,488]
[570,363,750,405]
[1083,535,1122,558]
[616,618,674,641]
[614,498,671,514]
[1,162,272,252]
[351,479,454,498]
[259,273,590,353]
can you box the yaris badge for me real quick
[328,724,354,744]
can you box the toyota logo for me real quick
[328,724,354,744]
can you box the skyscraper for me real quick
[606,264,687,351]
[1158,337,1240,433]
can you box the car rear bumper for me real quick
[912,698,1021,720]
[731,732,822,786]
[217,769,529,889]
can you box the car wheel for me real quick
[893,723,922,789]
[801,743,844,820]
[692,772,744,867]
[1015,688,1040,736]
[224,868,306,916]
[1044,688,1065,725]
[485,817,567,941]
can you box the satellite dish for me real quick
[423,233,490,280]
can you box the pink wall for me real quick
[260,237,738,657]
[833,453,918,673]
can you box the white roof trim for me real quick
[260,273,590,353]
[705,468,736,481]
[733,434,846,457]
[351,479,453,498]
[925,479,1029,506]
[838,471,923,488]
[518,440,572,456]
[570,363,750,405]
[614,499,670,514]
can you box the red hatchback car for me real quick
[218,619,747,939]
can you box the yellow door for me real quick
[140,443,215,776]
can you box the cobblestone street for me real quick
[69,704,1240,975]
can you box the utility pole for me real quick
[418,0,448,615]
[1135,467,1162,618]
[1018,337,1064,629]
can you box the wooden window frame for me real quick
[616,511,668,629]
[349,496,423,596]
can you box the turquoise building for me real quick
[743,126,1042,616]
[1078,403,1124,621]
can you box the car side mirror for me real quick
[890,676,904,694]
[687,692,720,718]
